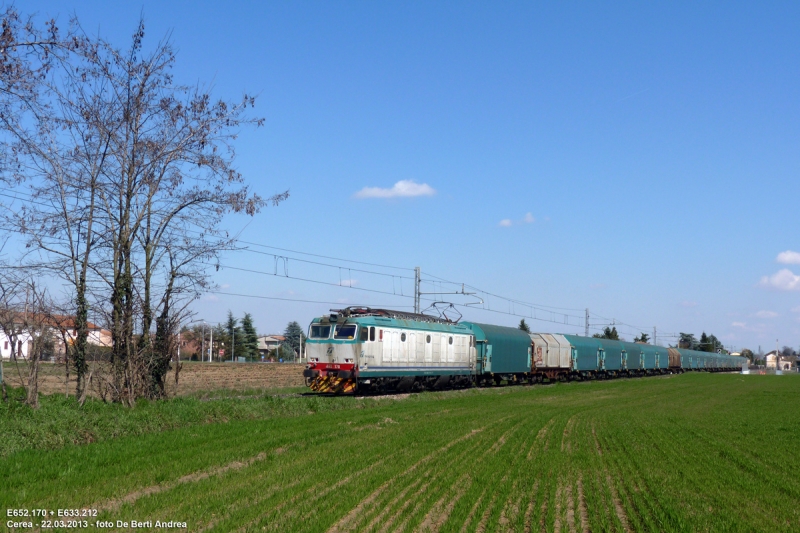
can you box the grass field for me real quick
[1,373,799,532]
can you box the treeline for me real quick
[181,316,306,362]
[677,332,725,353]
[590,328,727,353]
[0,8,286,406]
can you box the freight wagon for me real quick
[304,307,744,393]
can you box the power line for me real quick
[421,271,586,314]
[239,247,415,280]
[210,262,413,298]
[207,290,413,308]
[232,238,415,272]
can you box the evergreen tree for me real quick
[518,318,531,333]
[225,311,245,360]
[592,326,619,340]
[699,332,711,352]
[708,334,724,353]
[283,321,306,360]
[634,332,650,343]
[213,323,229,360]
[241,313,259,360]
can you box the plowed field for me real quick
[2,373,799,532]
[1,361,305,397]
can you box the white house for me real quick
[0,314,111,360]
[765,351,793,370]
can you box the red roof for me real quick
[0,311,102,330]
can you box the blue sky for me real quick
[24,1,800,351]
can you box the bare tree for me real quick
[1,12,286,404]
[0,273,59,408]
[80,19,287,401]
[0,8,102,398]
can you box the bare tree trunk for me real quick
[26,344,39,408]
[65,352,69,399]
[173,357,181,398]
[1,359,6,402]
[73,289,89,398]
[78,369,91,406]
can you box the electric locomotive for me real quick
[303,307,532,393]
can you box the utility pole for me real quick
[414,267,421,314]
[232,327,235,362]
[209,326,213,362]
[653,326,657,347]
[201,323,205,363]
[584,309,589,337]
[299,333,303,363]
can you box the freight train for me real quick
[303,307,744,393]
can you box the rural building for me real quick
[765,351,794,370]
[0,313,111,360]
[257,335,286,357]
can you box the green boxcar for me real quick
[463,322,531,375]
[563,335,608,372]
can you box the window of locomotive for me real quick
[309,325,331,339]
[401,333,406,342]
[359,327,369,341]
[334,324,358,340]
[369,327,375,341]
[449,336,453,345]
[426,335,431,343]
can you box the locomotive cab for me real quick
[304,315,362,393]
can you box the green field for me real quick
[2,373,799,532]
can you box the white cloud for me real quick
[776,250,800,264]
[680,301,698,308]
[354,180,435,199]
[791,306,800,313]
[220,283,230,289]
[759,269,800,291]
[203,294,219,302]
[731,322,747,328]
[499,213,535,227]
[340,279,358,287]
[755,310,778,319]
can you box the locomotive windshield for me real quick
[334,324,357,339]
[309,325,331,339]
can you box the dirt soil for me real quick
[1,360,306,398]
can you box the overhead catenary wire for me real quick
[0,187,708,341]
[209,262,413,299]
[207,290,413,308]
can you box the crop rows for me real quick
[2,373,799,531]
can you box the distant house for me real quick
[0,313,111,361]
[765,350,794,370]
[257,335,286,357]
